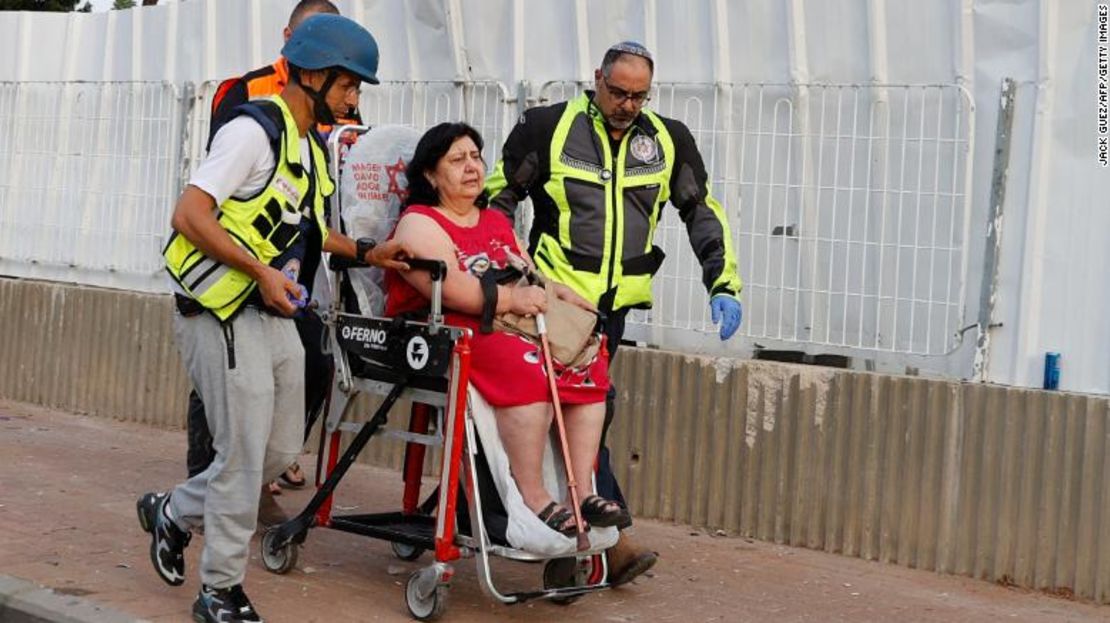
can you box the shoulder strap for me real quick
[308,127,331,164]
[232,100,284,142]
[227,100,286,164]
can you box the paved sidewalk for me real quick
[1,399,1106,622]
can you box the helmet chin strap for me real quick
[292,67,340,125]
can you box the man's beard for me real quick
[606,115,634,130]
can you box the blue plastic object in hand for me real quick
[282,267,308,309]
[710,295,743,341]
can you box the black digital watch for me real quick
[355,237,377,265]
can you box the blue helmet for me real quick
[281,14,380,85]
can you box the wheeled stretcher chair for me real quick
[258,126,615,620]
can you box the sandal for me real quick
[580,495,630,528]
[265,481,282,496]
[278,462,307,489]
[537,501,583,537]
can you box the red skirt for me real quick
[449,312,609,407]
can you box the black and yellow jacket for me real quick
[487,91,742,312]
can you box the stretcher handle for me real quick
[407,258,448,331]
[406,258,447,282]
[327,256,446,279]
[327,255,363,271]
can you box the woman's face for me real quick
[428,136,485,205]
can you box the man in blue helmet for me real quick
[185,0,350,522]
[137,15,408,622]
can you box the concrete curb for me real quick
[0,576,144,623]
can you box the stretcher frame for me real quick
[258,125,612,620]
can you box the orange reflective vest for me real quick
[209,57,360,146]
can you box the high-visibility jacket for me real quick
[487,92,742,312]
[164,95,334,321]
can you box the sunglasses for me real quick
[602,79,651,105]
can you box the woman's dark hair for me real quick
[404,122,489,208]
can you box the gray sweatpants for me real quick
[168,308,304,589]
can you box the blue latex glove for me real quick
[282,267,308,309]
[710,295,743,341]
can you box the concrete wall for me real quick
[3,276,1109,601]
[0,278,189,425]
[607,348,1110,600]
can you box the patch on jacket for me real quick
[629,134,658,163]
[273,175,304,209]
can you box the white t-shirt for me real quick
[189,115,313,203]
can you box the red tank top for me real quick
[384,205,522,319]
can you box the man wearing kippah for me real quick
[488,41,744,587]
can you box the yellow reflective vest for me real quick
[488,92,741,311]
[163,95,333,320]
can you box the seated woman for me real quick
[384,122,628,536]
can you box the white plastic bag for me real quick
[338,125,421,316]
[467,387,618,556]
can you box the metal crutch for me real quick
[535,312,590,552]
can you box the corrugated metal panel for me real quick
[4,277,1110,600]
[605,347,1110,599]
[0,278,190,426]
[0,278,439,471]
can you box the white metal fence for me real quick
[186,80,512,178]
[359,81,512,168]
[539,82,975,356]
[0,79,974,357]
[0,81,183,291]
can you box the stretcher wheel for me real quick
[405,566,449,620]
[543,557,587,605]
[260,527,298,575]
[391,541,425,562]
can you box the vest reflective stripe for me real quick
[189,264,235,302]
[164,95,332,320]
[541,94,676,309]
[183,256,221,291]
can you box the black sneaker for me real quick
[192,584,263,623]
[136,491,191,586]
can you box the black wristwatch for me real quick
[355,237,377,265]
